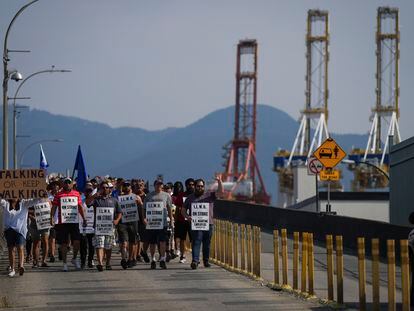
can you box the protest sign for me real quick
[60,196,79,224]
[95,207,114,235]
[118,194,138,223]
[79,204,94,234]
[0,169,47,199]
[34,201,51,230]
[146,202,164,230]
[191,203,209,231]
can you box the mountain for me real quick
[0,105,368,202]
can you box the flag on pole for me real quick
[39,144,49,170]
[72,145,87,192]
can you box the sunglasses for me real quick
[196,185,204,188]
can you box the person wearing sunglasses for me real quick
[183,174,223,269]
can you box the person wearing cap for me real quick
[79,182,96,269]
[51,177,87,272]
[143,180,173,269]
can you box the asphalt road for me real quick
[0,249,335,311]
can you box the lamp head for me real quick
[10,71,23,82]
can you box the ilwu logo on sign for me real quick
[60,197,79,224]
[34,201,51,230]
[191,203,209,231]
[118,195,138,223]
[95,207,114,235]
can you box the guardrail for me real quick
[210,218,411,311]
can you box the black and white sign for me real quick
[307,157,324,176]
[60,197,79,223]
[79,204,95,234]
[34,201,51,230]
[118,195,139,223]
[191,203,209,231]
[95,207,114,235]
[146,202,164,230]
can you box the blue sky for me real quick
[1,0,413,139]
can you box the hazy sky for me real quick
[1,0,413,137]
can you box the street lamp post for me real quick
[12,66,71,168]
[342,159,390,181]
[19,138,63,168]
[3,0,39,169]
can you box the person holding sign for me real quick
[143,180,173,269]
[51,177,87,272]
[90,181,122,272]
[1,198,30,277]
[183,175,223,269]
[117,180,143,269]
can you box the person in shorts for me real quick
[143,180,173,269]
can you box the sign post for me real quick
[313,138,347,214]
[307,157,323,212]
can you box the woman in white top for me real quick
[1,198,29,277]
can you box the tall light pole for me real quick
[19,138,63,168]
[3,0,39,169]
[12,66,71,168]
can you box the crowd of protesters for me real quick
[1,174,223,277]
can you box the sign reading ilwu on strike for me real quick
[146,202,164,230]
[95,207,114,235]
[191,203,209,231]
[0,169,47,199]
[118,194,139,223]
[34,201,51,230]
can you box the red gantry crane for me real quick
[222,39,270,204]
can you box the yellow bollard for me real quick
[281,228,288,286]
[326,235,334,301]
[247,225,253,276]
[220,220,224,265]
[273,229,280,286]
[233,223,239,272]
[210,220,216,262]
[358,237,366,311]
[241,224,246,273]
[256,226,262,279]
[293,232,299,290]
[252,226,257,277]
[217,220,221,264]
[400,240,410,311]
[228,222,233,270]
[371,238,380,311]
[336,236,344,305]
[307,233,315,296]
[387,240,396,311]
[301,232,308,293]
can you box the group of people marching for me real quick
[1,174,223,277]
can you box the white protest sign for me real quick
[34,201,51,230]
[118,194,139,223]
[95,207,114,235]
[60,197,79,224]
[191,203,209,231]
[79,204,95,234]
[146,202,164,230]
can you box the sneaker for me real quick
[160,260,167,269]
[7,266,12,272]
[19,266,25,276]
[75,258,81,269]
[166,253,171,263]
[49,256,55,263]
[203,261,211,268]
[105,265,112,270]
[8,270,16,277]
[127,260,134,268]
[179,257,187,264]
[41,262,49,268]
[176,250,181,257]
[150,261,156,269]
[97,264,103,272]
[121,259,128,270]
[136,256,143,263]
[81,263,85,270]
[132,259,137,266]
[88,261,93,269]
[63,264,68,272]
[190,261,198,270]
[141,251,150,263]
[32,262,38,269]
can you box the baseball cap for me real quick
[63,177,72,183]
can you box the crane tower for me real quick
[222,39,270,204]
[349,7,401,190]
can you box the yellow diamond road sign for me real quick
[313,138,346,169]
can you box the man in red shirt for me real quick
[50,177,87,271]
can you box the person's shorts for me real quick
[147,228,169,244]
[49,227,56,239]
[29,227,49,241]
[4,228,26,247]
[54,223,81,245]
[93,235,114,250]
[117,222,139,243]
[174,221,191,241]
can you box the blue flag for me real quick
[39,144,49,170]
[72,145,87,192]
